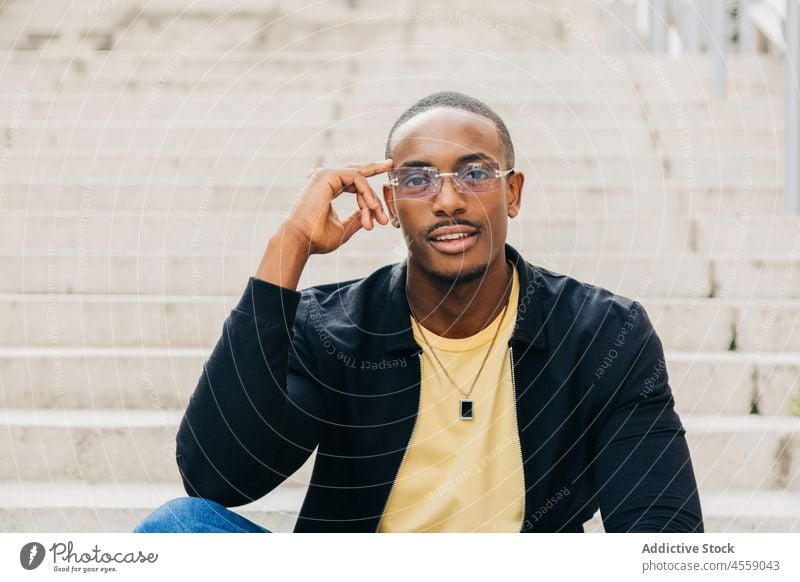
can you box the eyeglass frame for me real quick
[386,162,515,199]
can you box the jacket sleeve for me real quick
[176,276,326,507]
[591,301,704,532]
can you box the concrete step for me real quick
[4,121,658,151]
[3,247,799,300]
[0,95,343,122]
[0,50,783,71]
[0,89,782,112]
[0,409,797,490]
[669,352,800,417]
[3,121,785,152]
[0,480,797,532]
[1,95,782,126]
[1,348,798,416]
[0,60,782,93]
[6,123,335,150]
[318,77,781,99]
[0,480,302,533]
[103,15,560,52]
[1,150,328,180]
[2,72,778,100]
[653,128,784,150]
[1,291,799,351]
[684,415,800,493]
[3,19,415,54]
[0,408,316,485]
[1,150,780,181]
[264,126,785,152]
[0,57,355,77]
[337,98,785,125]
[2,17,563,51]
[8,54,732,81]
[0,70,664,91]
[0,180,784,215]
[1,212,797,255]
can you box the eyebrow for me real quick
[398,152,497,168]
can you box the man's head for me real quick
[383,91,523,286]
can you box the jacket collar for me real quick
[383,242,547,354]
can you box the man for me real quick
[134,91,704,533]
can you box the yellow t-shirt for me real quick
[378,263,525,532]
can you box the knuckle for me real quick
[306,167,325,180]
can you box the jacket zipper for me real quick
[510,345,527,532]
[375,351,423,532]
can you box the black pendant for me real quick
[460,399,474,420]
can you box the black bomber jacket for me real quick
[176,243,704,532]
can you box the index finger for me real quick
[346,158,394,177]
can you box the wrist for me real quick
[273,223,313,258]
[255,225,311,290]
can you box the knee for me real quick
[134,496,272,533]
[133,497,225,533]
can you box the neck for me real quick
[406,253,513,339]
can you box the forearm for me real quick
[592,301,704,532]
[176,277,303,506]
[595,426,704,532]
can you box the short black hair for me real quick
[384,91,515,169]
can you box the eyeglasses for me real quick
[387,161,514,199]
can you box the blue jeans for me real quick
[133,497,272,533]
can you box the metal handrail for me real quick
[786,0,799,213]
[601,1,799,214]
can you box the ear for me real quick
[383,184,401,228]
[506,171,524,219]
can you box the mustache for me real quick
[423,219,482,238]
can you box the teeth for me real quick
[435,233,471,241]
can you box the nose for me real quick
[431,174,466,217]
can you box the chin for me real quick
[426,261,489,286]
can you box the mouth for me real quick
[427,229,479,254]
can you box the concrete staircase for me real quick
[1,0,798,532]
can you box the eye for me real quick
[461,166,492,181]
[401,172,431,188]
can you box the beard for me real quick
[423,260,489,286]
